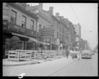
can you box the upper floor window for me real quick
[21,15,26,28]
[31,19,34,30]
[11,9,17,24]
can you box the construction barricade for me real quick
[8,50,19,61]
[8,50,33,61]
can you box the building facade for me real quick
[55,13,76,49]
[74,23,81,50]
[26,3,58,50]
[3,3,39,58]
[3,3,77,59]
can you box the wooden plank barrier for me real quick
[8,50,19,61]
[19,50,32,61]
[8,50,33,61]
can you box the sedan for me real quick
[81,50,92,59]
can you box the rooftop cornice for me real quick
[7,3,38,20]
[55,16,69,30]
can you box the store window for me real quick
[21,15,26,28]
[11,9,17,24]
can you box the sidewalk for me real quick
[3,56,64,66]
[3,59,42,66]
[3,56,73,76]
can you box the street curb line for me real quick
[3,57,65,66]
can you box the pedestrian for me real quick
[78,52,81,61]
[65,46,69,58]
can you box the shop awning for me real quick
[12,33,49,45]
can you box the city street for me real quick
[3,3,98,77]
[51,53,98,76]
[3,53,98,76]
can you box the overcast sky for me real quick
[28,3,98,49]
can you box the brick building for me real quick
[3,3,39,58]
[26,3,56,49]
[74,23,81,50]
[55,13,76,49]
[26,3,76,50]
[3,3,77,58]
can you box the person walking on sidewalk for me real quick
[77,50,81,61]
[65,46,69,58]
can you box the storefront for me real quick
[3,34,29,58]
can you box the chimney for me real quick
[56,12,59,17]
[49,6,53,15]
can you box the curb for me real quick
[3,61,41,66]
[3,57,65,67]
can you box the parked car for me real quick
[81,50,92,59]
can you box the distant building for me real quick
[79,39,90,51]
[74,23,81,50]
[55,14,76,49]
[63,18,76,49]
[54,13,70,48]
